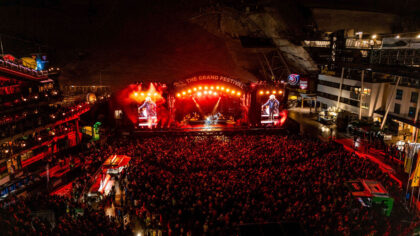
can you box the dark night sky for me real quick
[0,0,419,89]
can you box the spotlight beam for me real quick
[192,97,205,117]
[211,97,221,115]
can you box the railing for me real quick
[370,49,420,67]
[0,59,48,78]
[345,38,381,49]
[303,39,382,49]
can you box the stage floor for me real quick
[131,123,289,136]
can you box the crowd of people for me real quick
[113,135,406,235]
[0,134,412,235]
[0,193,130,235]
[350,127,408,171]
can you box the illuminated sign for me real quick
[174,74,246,89]
[288,74,300,86]
[299,78,308,90]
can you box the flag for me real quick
[405,144,420,174]
[405,145,414,173]
[405,155,413,173]
[412,152,420,187]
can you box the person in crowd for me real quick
[0,134,412,235]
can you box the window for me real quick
[409,107,416,118]
[350,91,359,100]
[396,89,403,100]
[394,103,401,114]
[411,92,418,103]
[350,100,359,107]
[363,88,371,95]
[362,103,369,109]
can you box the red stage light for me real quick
[210,86,214,90]
[177,93,181,97]
[182,91,186,95]
[259,91,263,95]
[266,91,269,94]
[272,90,276,94]
[213,92,218,96]
[204,86,208,90]
[141,93,145,96]
[279,110,287,125]
[188,89,192,93]
[197,92,202,96]
[226,88,230,92]
[279,90,283,94]
[231,90,235,94]
[193,87,197,91]
[154,93,158,96]
[237,92,241,96]
[134,92,138,97]
[221,87,225,91]
[204,91,208,94]
[216,86,220,90]
[198,86,202,90]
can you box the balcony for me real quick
[0,59,48,80]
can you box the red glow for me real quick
[116,83,165,125]
[279,110,287,126]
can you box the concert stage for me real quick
[128,117,300,136]
[112,74,290,131]
[131,126,291,136]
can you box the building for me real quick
[306,31,420,141]
[0,56,89,187]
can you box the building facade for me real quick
[316,68,420,140]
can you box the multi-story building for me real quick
[305,31,420,140]
[317,70,390,118]
[0,56,89,187]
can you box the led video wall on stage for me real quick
[111,73,290,129]
[252,82,288,127]
[113,82,170,129]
